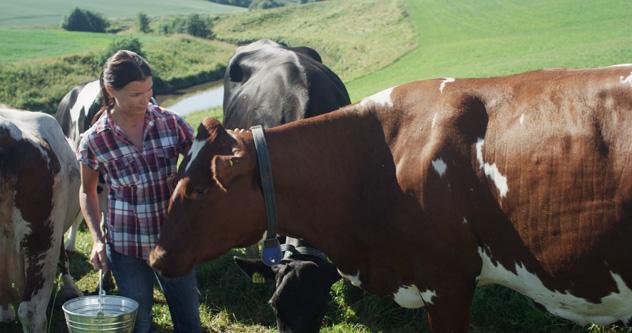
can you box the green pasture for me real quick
[0,0,243,28]
[0,29,115,62]
[347,0,632,101]
[212,0,417,82]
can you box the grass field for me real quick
[347,0,632,101]
[0,29,116,62]
[212,0,417,82]
[0,0,243,28]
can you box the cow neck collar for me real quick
[250,125,282,266]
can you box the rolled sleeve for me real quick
[176,115,194,153]
[77,134,100,171]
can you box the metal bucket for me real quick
[62,295,138,333]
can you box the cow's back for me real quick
[54,80,101,150]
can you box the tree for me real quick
[138,13,151,33]
[61,8,109,32]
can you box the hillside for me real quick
[0,0,243,28]
[347,0,632,101]
[213,0,417,82]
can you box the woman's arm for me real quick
[79,163,108,271]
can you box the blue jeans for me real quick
[106,244,201,333]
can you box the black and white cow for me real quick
[0,108,83,332]
[54,80,106,252]
[223,39,350,333]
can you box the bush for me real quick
[138,12,150,33]
[158,14,214,38]
[94,37,144,68]
[61,8,109,32]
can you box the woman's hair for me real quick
[94,50,153,123]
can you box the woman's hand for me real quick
[90,239,109,272]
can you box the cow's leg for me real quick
[17,235,61,332]
[58,245,83,301]
[425,282,475,333]
[0,304,15,323]
[17,273,55,333]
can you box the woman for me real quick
[78,50,201,333]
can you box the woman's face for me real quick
[107,77,153,116]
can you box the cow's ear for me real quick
[211,154,243,192]
[233,256,275,281]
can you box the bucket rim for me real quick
[62,295,139,318]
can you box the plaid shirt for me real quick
[78,104,193,259]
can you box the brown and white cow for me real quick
[1,108,82,332]
[150,65,632,332]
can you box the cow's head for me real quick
[234,254,340,333]
[150,118,266,277]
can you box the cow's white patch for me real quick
[359,87,394,108]
[439,77,455,93]
[185,139,206,172]
[463,217,468,224]
[432,158,447,177]
[0,305,15,322]
[619,72,632,88]
[478,247,632,325]
[431,113,438,128]
[519,114,525,125]
[338,269,362,287]
[393,285,437,308]
[12,207,31,253]
[475,138,509,198]
[71,80,100,123]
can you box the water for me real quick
[156,80,224,116]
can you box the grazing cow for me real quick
[55,80,105,252]
[0,108,83,332]
[223,39,350,332]
[150,65,632,333]
[223,39,350,129]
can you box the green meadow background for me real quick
[1,0,631,332]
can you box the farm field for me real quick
[2,0,632,332]
[0,0,243,28]
[347,0,632,101]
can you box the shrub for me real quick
[158,14,214,38]
[94,37,144,68]
[138,13,151,33]
[61,8,109,33]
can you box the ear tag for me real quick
[262,238,282,267]
[252,272,266,284]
